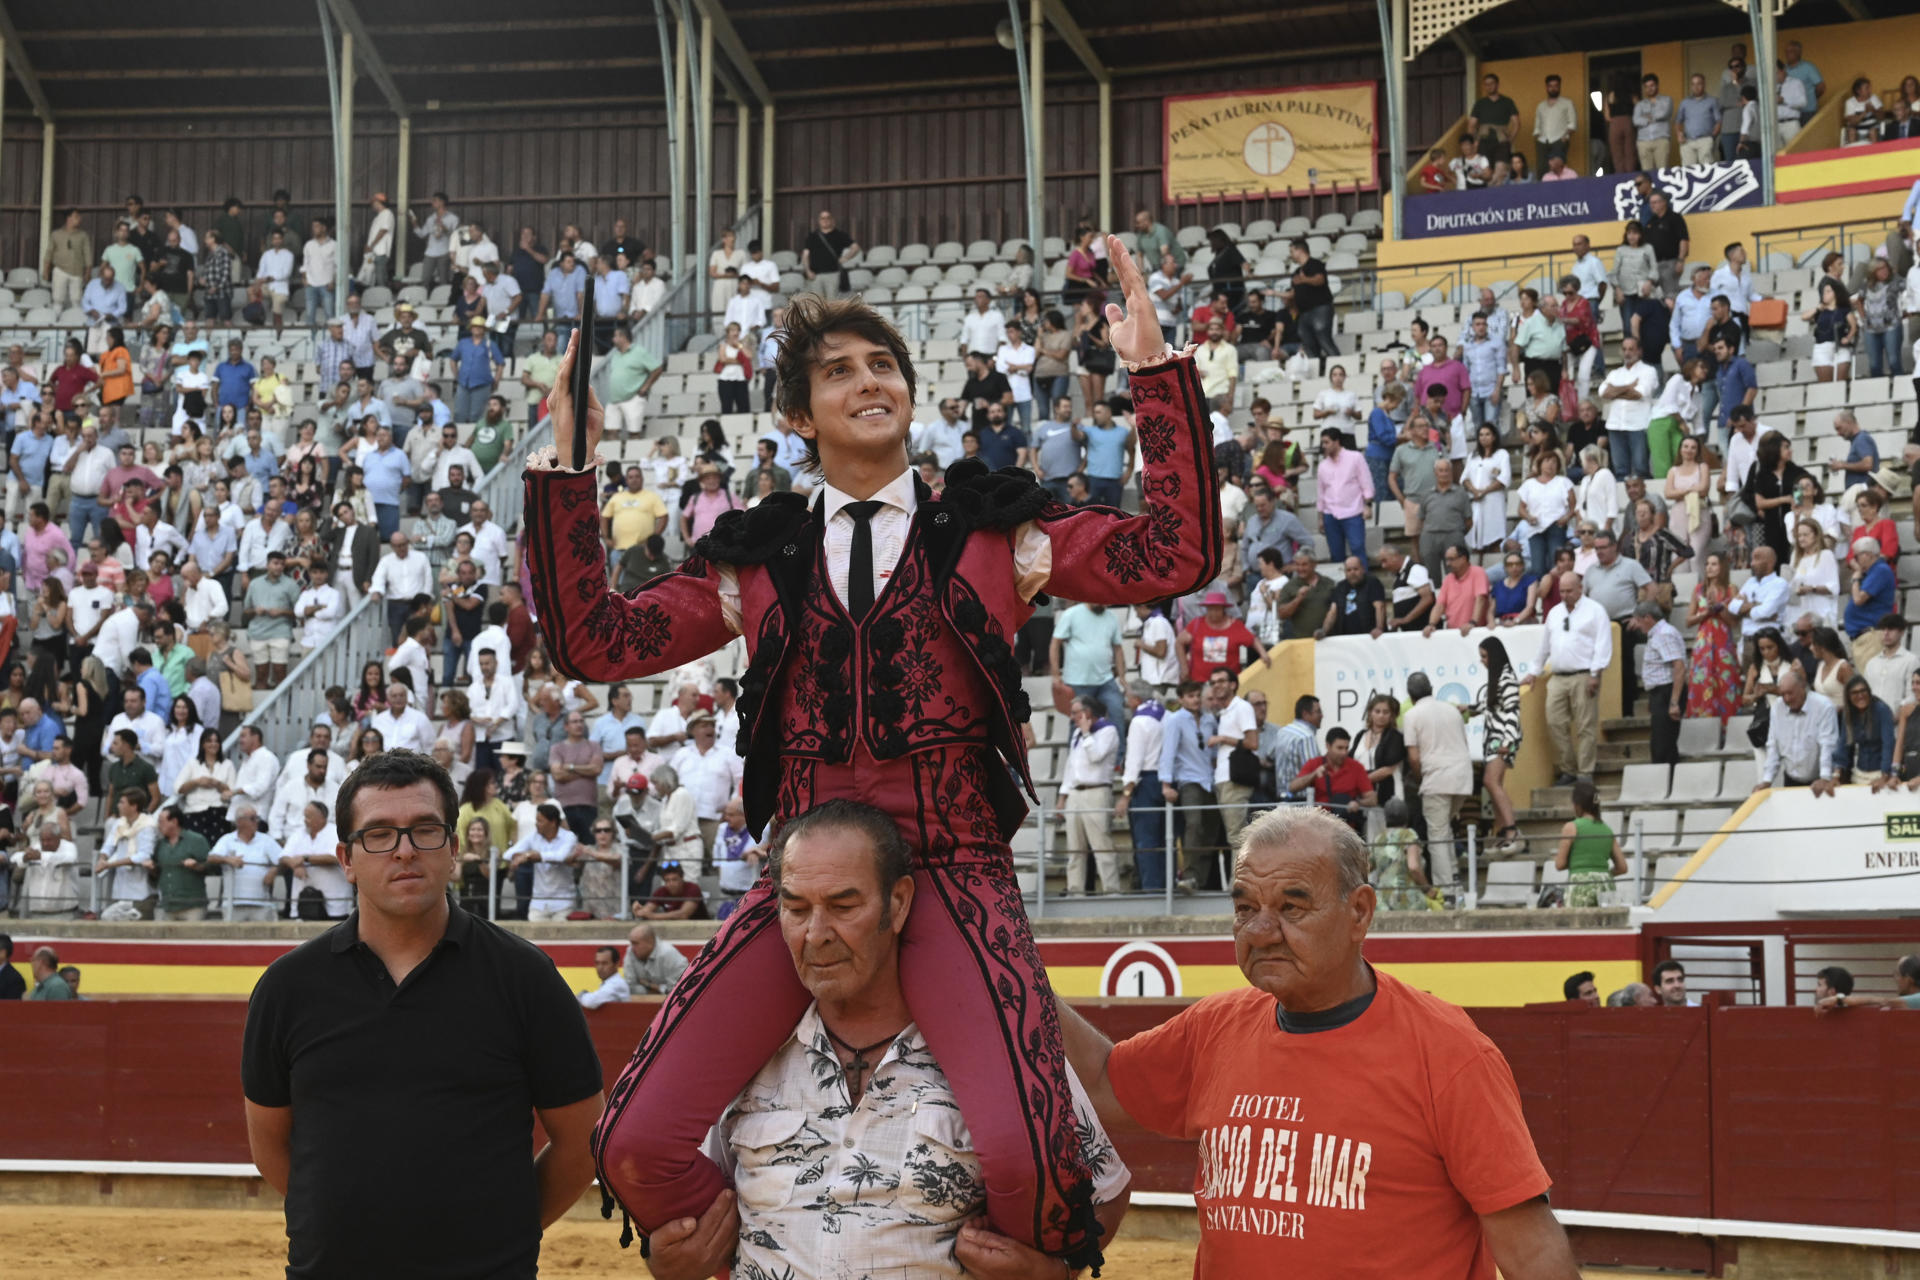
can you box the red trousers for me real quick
[591,748,1099,1263]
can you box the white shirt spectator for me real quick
[300,237,338,289]
[623,935,687,993]
[1761,689,1838,785]
[271,774,340,844]
[1212,695,1257,785]
[656,786,701,871]
[180,575,229,632]
[100,814,157,903]
[506,824,579,916]
[237,518,293,574]
[256,246,294,295]
[229,747,280,821]
[669,741,742,821]
[911,417,966,469]
[1401,695,1474,796]
[432,445,482,491]
[962,306,1008,356]
[212,828,283,906]
[1518,473,1574,528]
[460,520,510,587]
[1601,359,1659,435]
[468,670,522,743]
[369,548,434,601]
[92,606,143,675]
[368,705,435,755]
[296,582,343,649]
[1724,429,1760,494]
[724,289,770,335]
[1535,595,1613,676]
[21,838,79,912]
[1866,647,1920,712]
[136,519,189,569]
[579,970,632,1009]
[282,822,350,915]
[386,636,432,702]
[69,584,116,643]
[470,623,512,677]
[629,275,668,320]
[107,709,167,761]
[994,340,1036,405]
[1137,612,1180,687]
[275,748,346,800]
[1063,718,1119,789]
[1120,709,1165,790]
[1709,262,1756,316]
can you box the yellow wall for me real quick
[1785,14,1920,107]
[1476,53,1587,180]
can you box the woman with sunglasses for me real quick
[578,817,626,919]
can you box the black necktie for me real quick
[844,500,884,621]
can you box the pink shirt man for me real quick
[20,516,74,592]
[1435,563,1490,628]
[1314,446,1374,520]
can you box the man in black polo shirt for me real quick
[1287,239,1337,374]
[243,751,604,1279]
[1640,190,1690,299]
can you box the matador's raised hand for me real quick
[1101,231,1168,365]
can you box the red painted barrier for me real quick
[3,998,1914,1237]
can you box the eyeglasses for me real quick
[594,826,615,835]
[348,821,453,854]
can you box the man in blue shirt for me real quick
[452,318,503,426]
[19,698,62,763]
[1080,401,1133,508]
[9,410,54,508]
[1831,410,1878,491]
[1845,539,1897,666]
[1155,679,1215,892]
[130,647,173,723]
[359,427,413,539]
[1713,336,1756,441]
[1459,312,1505,430]
[973,403,1027,471]
[237,423,279,486]
[1267,694,1323,804]
[539,250,587,334]
[213,339,256,413]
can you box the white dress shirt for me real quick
[1724,429,1759,494]
[432,445,482,491]
[1121,710,1166,786]
[1601,360,1659,435]
[460,520,510,586]
[296,583,343,648]
[282,823,350,915]
[1536,595,1613,676]
[136,520,189,569]
[468,672,523,743]
[256,247,293,294]
[211,829,283,905]
[271,774,340,843]
[368,705,435,754]
[237,518,293,573]
[107,710,167,761]
[1063,720,1119,789]
[1212,695,1257,785]
[707,1005,1125,1280]
[386,636,432,700]
[92,606,143,675]
[669,741,743,821]
[369,548,434,600]
[100,815,157,903]
[275,748,346,800]
[962,307,1008,355]
[228,747,280,821]
[180,576,229,631]
[579,971,633,1009]
[470,624,512,677]
[507,825,579,915]
[1762,690,1839,785]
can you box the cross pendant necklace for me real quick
[823,1025,899,1091]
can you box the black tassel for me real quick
[599,1185,614,1220]
[622,1208,636,1251]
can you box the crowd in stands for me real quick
[1422,45,1918,193]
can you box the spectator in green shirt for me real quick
[1470,72,1521,164]
[151,620,195,698]
[467,397,515,476]
[1131,210,1185,270]
[603,323,664,443]
[106,730,160,812]
[25,946,75,1000]
[519,328,562,427]
[152,805,215,921]
[243,551,303,689]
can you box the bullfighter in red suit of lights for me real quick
[519,237,1221,1268]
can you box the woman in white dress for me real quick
[157,696,203,800]
[1461,422,1511,552]
[707,228,746,319]
[1786,517,1840,627]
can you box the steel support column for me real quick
[395,115,410,276]
[1748,0,1778,203]
[696,9,714,328]
[760,103,775,259]
[336,28,355,304]
[1378,0,1407,242]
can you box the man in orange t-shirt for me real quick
[1055,806,1578,1280]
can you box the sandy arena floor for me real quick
[0,1206,1675,1278]
[0,1206,1202,1279]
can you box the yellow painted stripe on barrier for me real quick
[1044,959,1641,1007]
[79,959,1642,1007]
[1646,790,1766,910]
